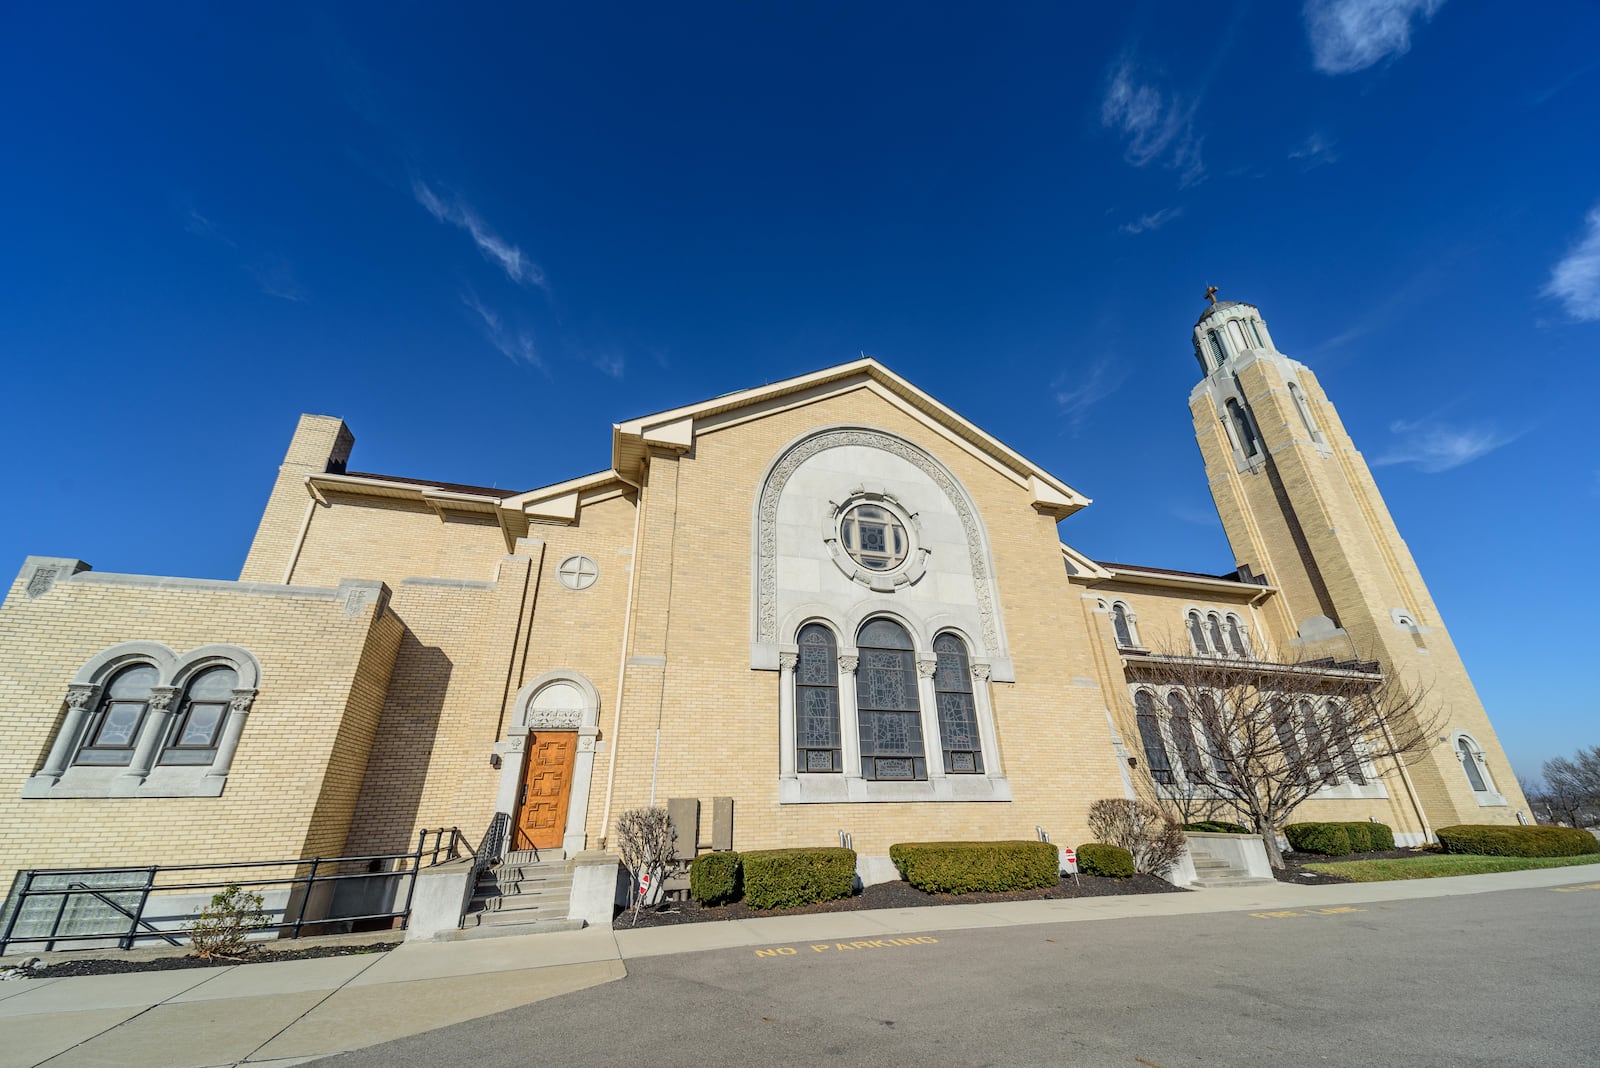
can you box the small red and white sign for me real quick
[1061,847,1078,875]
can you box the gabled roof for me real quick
[611,358,1090,518]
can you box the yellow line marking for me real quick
[755,936,939,958]
[1551,882,1600,893]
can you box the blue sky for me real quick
[3,2,1597,780]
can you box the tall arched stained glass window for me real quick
[1168,692,1204,785]
[856,620,925,781]
[1198,695,1232,781]
[1299,699,1336,786]
[795,624,841,773]
[1225,614,1251,658]
[933,634,982,774]
[1135,690,1173,785]
[1207,613,1228,657]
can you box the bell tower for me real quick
[1187,291,1527,832]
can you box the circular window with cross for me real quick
[557,554,599,591]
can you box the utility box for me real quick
[712,797,734,851]
[666,798,700,862]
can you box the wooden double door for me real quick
[512,732,577,851]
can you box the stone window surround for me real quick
[825,488,928,590]
[1182,605,1253,660]
[1126,683,1387,802]
[493,670,603,858]
[1107,599,1143,650]
[776,614,1009,804]
[1450,729,1506,808]
[23,641,262,799]
[750,425,1015,683]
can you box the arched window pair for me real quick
[1277,698,1370,790]
[793,620,983,781]
[24,642,260,799]
[1133,689,1230,792]
[1186,610,1251,658]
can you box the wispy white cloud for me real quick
[1542,203,1600,321]
[1288,132,1339,169]
[1119,206,1184,235]
[461,291,540,367]
[1303,0,1445,75]
[246,258,307,303]
[414,179,547,290]
[1375,418,1518,473]
[590,351,626,379]
[1099,62,1204,185]
[1055,359,1128,430]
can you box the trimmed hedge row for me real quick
[740,847,857,910]
[1285,821,1396,856]
[688,851,742,906]
[1076,842,1135,878]
[1436,824,1600,858]
[889,840,1059,894]
[1184,821,1251,834]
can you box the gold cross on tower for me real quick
[1204,284,1219,305]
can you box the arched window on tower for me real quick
[1226,399,1259,457]
[1111,602,1138,648]
[1227,319,1248,351]
[1134,690,1173,785]
[1207,329,1227,369]
[1288,382,1318,437]
[1457,736,1488,793]
[856,619,926,781]
[1249,319,1265,346]
[795,624,842,773]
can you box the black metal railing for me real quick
[0,827,468,955]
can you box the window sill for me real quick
[779,774,1011,804]
[1472,791,1508,808]
[22,766,228,799]
[1311,781,1389,801]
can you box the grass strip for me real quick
[1304,853,1600,882]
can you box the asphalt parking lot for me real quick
[326,880,1600,1067]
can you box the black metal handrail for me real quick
[0,827,468,955]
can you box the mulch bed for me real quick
[618,873,1185,928]
[3,940,399,979]
[1273,847,1432,885]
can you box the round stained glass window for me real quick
[839,503,909,571]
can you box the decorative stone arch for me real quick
[172,644,263,691]
[496,670,602,858]
[70,640,180,688]
[751,425,1013,680]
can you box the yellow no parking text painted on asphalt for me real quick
[755,936,940,958]
[1248,906,1367,920]
[1551,882,1600,893]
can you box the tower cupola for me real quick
[1191,287,1277,377]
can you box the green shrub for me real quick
[1342,822,1374,853]
[1076,842,1135,878]
[1285,823,1352,856]
[888,841,1059,894]
[740,847,856,910]
[1436,824,1600,858]
[1184,821,1251,834]
[689,851,742,906]
[1366,822,1396,851]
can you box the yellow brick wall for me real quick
[0,569,398,894]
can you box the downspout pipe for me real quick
[597,469,644,847]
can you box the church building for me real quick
[0,297,1528,928]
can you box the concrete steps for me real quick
[1189,849,1276,889]
[452,856,584,939]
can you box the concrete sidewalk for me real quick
[4,862,1597,1068]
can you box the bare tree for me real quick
[1086,798,1187,877]
[1535,746,1600,826]
[614,807,677,926]
[1122,643,1442,869]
